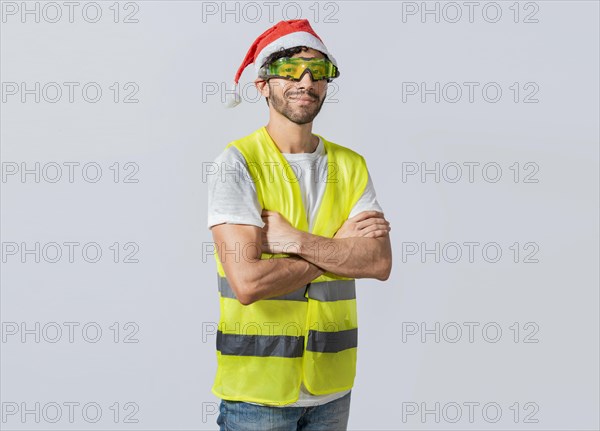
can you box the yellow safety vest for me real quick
[212,126,369,405]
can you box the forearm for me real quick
[240,256,325,304]
[294,231,392,280]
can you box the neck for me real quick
[265,117,318,154]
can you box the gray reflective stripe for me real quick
[306,328,358,353]
[269,289,308,302]
[217,330,304,358]
[217,275,308,302]
[217,275,239,299]
[307,280,356,301]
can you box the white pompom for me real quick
[223,83,242,109]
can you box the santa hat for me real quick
[224,19,338,108]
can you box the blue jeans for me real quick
[217,391,352,431]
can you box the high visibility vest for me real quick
[212,126,369,405]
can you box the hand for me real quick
[260,210,301,254]
[333,211,391,239]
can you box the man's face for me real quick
[262,48,329,125]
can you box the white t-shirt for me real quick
[207,136,383,407]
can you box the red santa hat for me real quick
[224,19,338,108]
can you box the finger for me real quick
[365,229,390,238]
[349,211,384,223]
[357,214,387,224]
[361,223,391,236]
[356,218,388,231]
[353,211,383,221]
[361,227,384,238]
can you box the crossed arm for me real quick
[211,210,392,305]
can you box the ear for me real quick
[255,78,269,98]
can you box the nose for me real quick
[297,69,316,88]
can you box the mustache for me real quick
[285,90,319,100]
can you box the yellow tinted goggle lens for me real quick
[264,57,338,81]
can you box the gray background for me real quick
[1,1,598,429]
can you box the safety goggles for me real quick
[258,57,340,82]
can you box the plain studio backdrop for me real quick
[1,1,598,430]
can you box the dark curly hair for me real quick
[261,46,330,69]
[260,46,330,106]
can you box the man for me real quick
[207,19,392,430]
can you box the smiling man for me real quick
[208,19,392,431]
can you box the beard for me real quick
[267,82,327,125]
